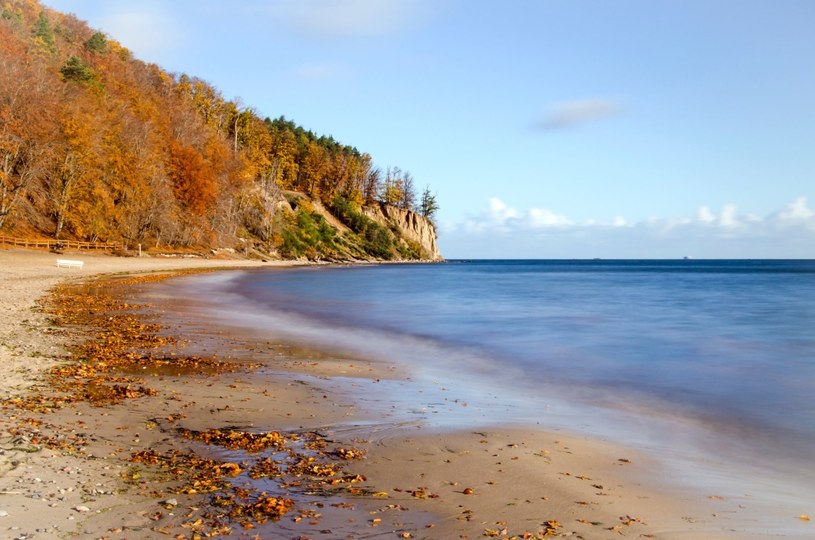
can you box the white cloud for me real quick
[462,198,570,233]
[442,196,815,259]
[489,197,518,221]
[262,0,432,38]
[776,196,815,223]
[697,206,716,224]
[526,207,573,228]
[695,204,742,230]
[538,98,623,130]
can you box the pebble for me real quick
[74,505,90,513]
[164,498,178,507]
[0,510,8,517]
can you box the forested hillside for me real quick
[0,0,441,260]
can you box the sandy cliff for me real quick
[362,203,443,261]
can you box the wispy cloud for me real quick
[261,0,432,38]
[443,197,815,259]
[537,98,623,130]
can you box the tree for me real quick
[168,141,218,216]
[32,11,56,55]
[381,166,403,206]
[419,185,439,224]
[362,163,381,206]
[84,31,106,53]
[60,56,96,83]
[400,171,417,211]
[0,25,56,230]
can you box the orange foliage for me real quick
[168,141,218,216]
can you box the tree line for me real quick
[0,0,438,255]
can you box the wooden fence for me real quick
[0,234,121,252]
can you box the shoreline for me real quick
[0,248,809,539]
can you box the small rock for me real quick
[74,505,90,513]
[164,498,178,507]
[0,510,8,517]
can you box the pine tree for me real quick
[419,185,439,224]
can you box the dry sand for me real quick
[0,248,793,539]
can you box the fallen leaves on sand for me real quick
[619,515,644,526]
[541,520,561,535]
[407,487,439,499]
[179,427,288,453]
[127,427,374,536]
[2,272,255,416]
[332,446,366,460]
[210,492,294,525]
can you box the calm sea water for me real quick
[166,259,815,511]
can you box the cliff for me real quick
[362,204,443,261]
[276,192,442,262]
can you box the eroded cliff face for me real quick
[362,204,443,261]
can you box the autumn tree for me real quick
[381,167,403,206]
[0,22,56,230]
[400,171,417,211]
[363,166,382,205]
[167,141,218,216]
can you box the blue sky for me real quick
[45,0,815,258]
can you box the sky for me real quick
[44,0,815,258]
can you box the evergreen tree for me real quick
[419,185,439,224]
[85,31,107,53]
[60,56,95,82]
[33,12,56,54]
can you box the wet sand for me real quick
[1,248,810,539]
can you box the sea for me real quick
[157,259,815,528]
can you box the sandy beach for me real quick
[0,248,796,539]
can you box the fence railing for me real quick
[0,234,121,251]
